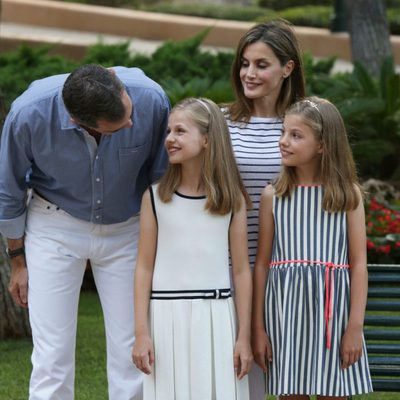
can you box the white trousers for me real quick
[25,193,142,400]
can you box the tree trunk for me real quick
[346,0,392,76]
[0,15,31,337]
[0,236,31,339]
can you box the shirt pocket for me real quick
[118,143,149,179]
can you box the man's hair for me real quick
[62,64,125,128]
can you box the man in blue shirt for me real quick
[0,64,170,400]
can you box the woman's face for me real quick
[239,41,292,102]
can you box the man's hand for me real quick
[8,255,28,308]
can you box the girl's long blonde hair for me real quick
[275,97,362,212]
[158,97,250,215]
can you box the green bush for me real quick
[0,45,77,109]
[266,6,332,28]
[320,59,400,180]
[257,0,332,10]
[141,2,271,22]
[129,31,234,85]
[1,36,399,181]
[57,0,400,33]
[386,0,400,7]
[388,8,400,34]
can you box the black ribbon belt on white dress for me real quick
[150,288,231,300]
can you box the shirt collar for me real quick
[57,88,81,131]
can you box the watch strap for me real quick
[6,246,25,259]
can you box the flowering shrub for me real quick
[365,198,400,264]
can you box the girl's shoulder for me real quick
[260,184,275,201]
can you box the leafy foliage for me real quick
[260,6,332,28]
[0,45,77,109]
[257,0,332,9]
[0,35,398,180]
[320,58,400,180]
[141,2,271,22]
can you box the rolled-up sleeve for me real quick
[0,111,32,238]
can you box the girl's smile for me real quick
[165,110,207,164]
[279,114,323,168]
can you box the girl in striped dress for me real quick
[252,97,373,398]
[132,98,253,399]
[224,20,306,399]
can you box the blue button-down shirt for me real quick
[0,67,170,239]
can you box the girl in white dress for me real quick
[132,97,253,400]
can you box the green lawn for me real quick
[0,291,108,400]
[0,292,398,399]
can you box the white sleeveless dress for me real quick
[143,185,249,400]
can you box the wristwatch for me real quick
[6,246,25,259]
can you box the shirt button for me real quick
[95,215,100,219]
[97,200,101,204]
[95,155,99,160]
[96,178,100,182]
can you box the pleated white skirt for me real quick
[144,298,249,400]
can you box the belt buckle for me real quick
[215,289,220,299]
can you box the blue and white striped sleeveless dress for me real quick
[265,185,372,396]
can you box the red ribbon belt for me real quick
[269,259,350,349]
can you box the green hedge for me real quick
[257,0,332,10]
[141,3,271,22]
[1,35,399,180]
[257,6,331,28]
[56,1,400,34]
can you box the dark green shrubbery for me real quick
[258,6,331,28]
[1,35,399,180]
[323,59,400,180]
[0,45,78,109]
[257,0,332,10]
[56,0,400,34]
[140,2,270,22]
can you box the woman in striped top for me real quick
[253,97,372,398]
[224,20,306,398]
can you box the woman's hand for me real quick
[132,334,154,374]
